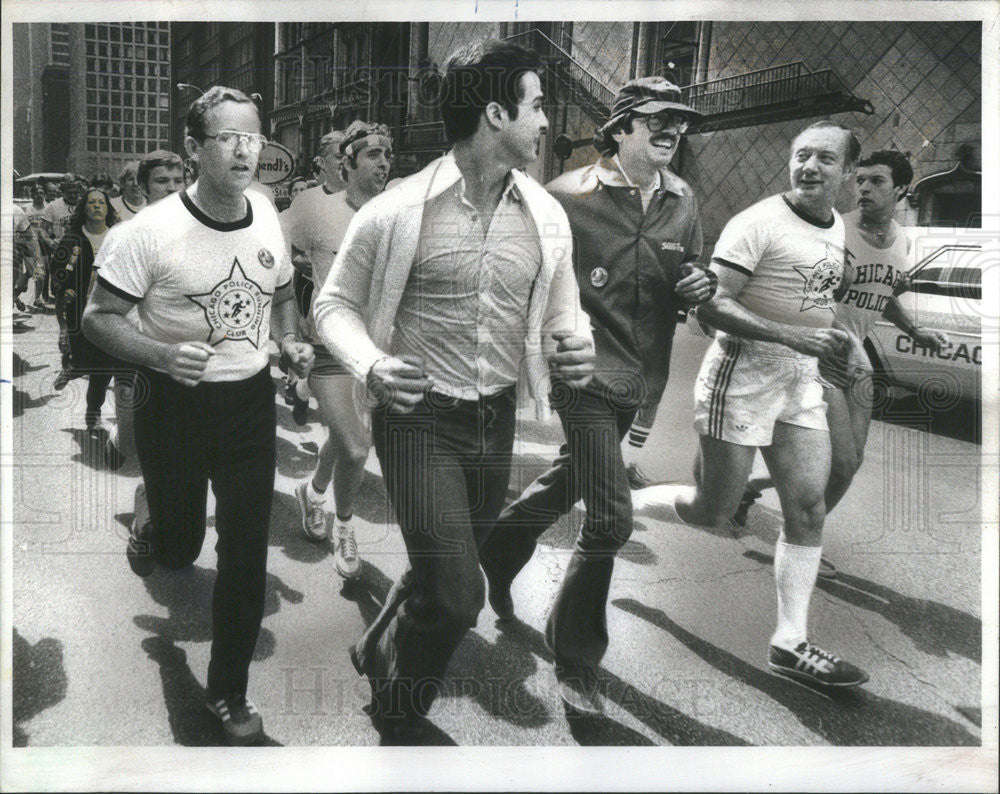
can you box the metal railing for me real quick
[505,28,615,122]
[683,61,856,117]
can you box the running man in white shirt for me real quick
[287,120,393,578]
[84,86,313,745]
[736,151,950,573]
[675,121,869,689]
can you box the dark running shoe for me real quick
[482,563,515,620]
[291,388,309,426]
[283,377,296,406]
[625,462,655,490]
[768,641,869,688]
[206,695,264,746]
[730,486,762,527]
[555,666,603,715]
[54,370,74,391]
[126,484,155,577]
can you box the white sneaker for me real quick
[333,519,360,578]
[295,481,328,542]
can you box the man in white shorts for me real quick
[286,120,393,578]
[736,150,950,575]
[675,120,869,688]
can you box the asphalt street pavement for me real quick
[7,310,986,750]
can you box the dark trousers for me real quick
[133,365,276,700]
[480,381,635,676]
[363,387,517,724]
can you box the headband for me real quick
[342,134,392,159]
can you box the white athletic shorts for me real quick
[693,335,829,446]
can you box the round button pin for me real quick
[590,267,608,288]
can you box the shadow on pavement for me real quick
[13,351,50,374]
[743,549,982,663]
[141,636,282,746]
[60,427,112,472]
[274,432,321,480]
[564,711,657,746]
[269,472,392,566]
[496,618,749,746]
[10,385,59,420]
[133,563,303,660]
[877,395,980,444]
[344,557,743,744]
[12,628,68,747]
[342,563,548,736]
[613,597,978,745]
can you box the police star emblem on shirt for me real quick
[186,257,272,348]
[793,244,844,312]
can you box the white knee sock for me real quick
[295,378,311,401]
[770,540,822,650]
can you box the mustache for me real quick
[651,132,679,145]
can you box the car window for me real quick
[909,265,981,300]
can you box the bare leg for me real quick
[824,380,872,514]
[309,373,369,519]
[761,422,830,546]
[675,434,757,527]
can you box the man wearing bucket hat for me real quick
[479,76,715,715]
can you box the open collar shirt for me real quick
[392,173,541,400]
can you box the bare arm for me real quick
[696,263,849,358]
[883,296,948,352]
[312,207,432,412]
[271,280,314,377]
[82,285,215,387]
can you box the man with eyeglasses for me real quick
[84,86,313,746]
[478,77,715,715]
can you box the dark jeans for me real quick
[133,365,276,700]
[363,387,517,725]
[480,380,636,676]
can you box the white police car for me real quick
[864,230,985,410]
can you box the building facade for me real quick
[682,21,982,242]
[169,22,276,155]
[269,23,410,183]
[12,22,172,180]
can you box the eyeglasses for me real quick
[643,113,689,134]
[203,130,268,153]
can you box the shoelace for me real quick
[798,643,840,671]
[307,504,326,534]
[339,528,358,561]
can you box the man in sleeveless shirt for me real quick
[824,150,949,509]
